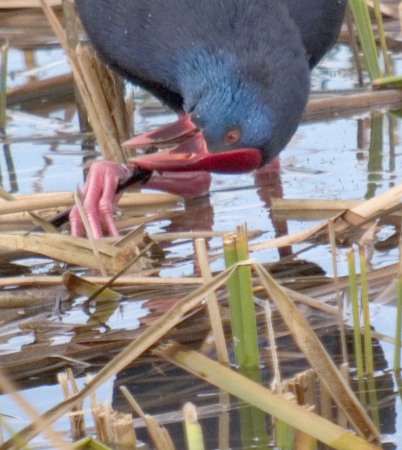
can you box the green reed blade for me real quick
[348,0,382,80]
[347,249,364,383]
[359,245,374,376]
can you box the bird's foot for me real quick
[69,160,212,238]
[69,161,136,238]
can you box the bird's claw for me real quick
[69,161,136,238]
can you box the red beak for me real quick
[123,114,262,173]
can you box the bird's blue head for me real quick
[181,47,310,165]
[127,46,310,173]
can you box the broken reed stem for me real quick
[91,403,136,448]
[347,248,364,382]
[57,369,85,440]
[120,387,175,450]
[183,403,205,450]
[358,245,374,376]
[0,40,8,133]
[195,238,229,365]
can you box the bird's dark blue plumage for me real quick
[75,0,347,165]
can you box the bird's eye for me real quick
[224,126,241,145]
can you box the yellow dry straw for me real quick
[0,40,8,132]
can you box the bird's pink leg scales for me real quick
[69,161,135,238]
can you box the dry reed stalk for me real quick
[92,404,114,444]
[251,181,402,252]
[0,0,60,6]
[0,275,204,288]
[195,238,229,365]
[304,89,402,120]
[58,369,85,440]
[7,191,178,207]
[92,403,136,449]
[319,378,333,422]
[120,386,174,450]
[74,44,129,161]
[0,192,74,215]
[40,0,128,162]
[366,0,400,18]
[0,233,124,273]
[264,300,281,389]
[6,73,73,105]
[150,229,261,241]
[271,198,361,213]
[112,414,136,449]
[0,288,68,308]
[62,0,91,132]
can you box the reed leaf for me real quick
[348,0,382,80]
[359,246,374,376]
[348,248,364,382]
[253,261,379,440]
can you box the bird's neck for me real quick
[177,48,239,114]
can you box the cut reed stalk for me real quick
[183,403,205,450]
[120,386,175,450]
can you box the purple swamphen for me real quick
[71,0,347,237]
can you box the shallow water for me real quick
[2,35,402,448]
